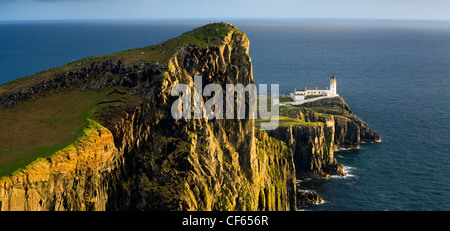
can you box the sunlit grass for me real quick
[255,115,322,128]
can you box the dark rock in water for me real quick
[297,189,323,206]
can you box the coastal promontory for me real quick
[0,23,379,211]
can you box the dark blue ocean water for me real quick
[1,20,449,211]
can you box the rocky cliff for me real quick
[267,121,343,178]
[0,120,121,211]
[0,23,296,211]
[267,97,380,178]
[303,97,380,148]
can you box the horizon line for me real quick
[2,17,450,24]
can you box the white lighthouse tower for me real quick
[329,75,337,96]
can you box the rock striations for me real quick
[0,120,121,211]
[0,23,378,211]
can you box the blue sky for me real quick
[1,0,449,21]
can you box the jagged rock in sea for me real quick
[297,189,323,206]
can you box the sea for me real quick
[1,19,449,211]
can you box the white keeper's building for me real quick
[289,75,338,102]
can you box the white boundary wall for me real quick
[280,95,339,106]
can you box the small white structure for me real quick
[289,75,338,102]
[272,98,279,105]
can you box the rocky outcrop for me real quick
[334,115,361,150]
[297,189,323,206]
[303,97,380,144]
[267,97,379,179]
[0,23,297,211]
[267,124,343,178]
